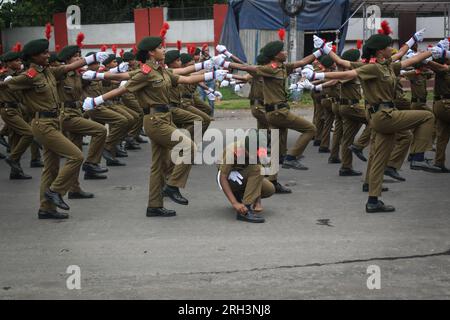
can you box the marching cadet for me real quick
[247,54,270,130]
[310,54,325,147]
[0,50,33,179]
[81,35,230,218]
[0,38,110,219]
[56,43,109,192]
[304,28,441,213]
[218,129,275,223]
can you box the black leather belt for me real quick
[411,98,427,103]
[152,105,170,113]
[3,102,19,109]
[340,99,360,105]
[169,103,180,109]
[368,102,394,114]
[182,94,193,99]
[143,107,150,115]
[64,101,80,108]
[251,99,264,106]
[434,94,450,101]
[36,111,59,119]
[265,103,288,112]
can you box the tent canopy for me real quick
[221,0,351,62]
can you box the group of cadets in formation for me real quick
[0,20,449,223]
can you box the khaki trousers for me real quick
[251,103,270,130]
[229,165,275,205]
[339,103,367,169]
[433,100,450,166]
[330,102,343,160]
[0,107,33,162]
[320,98,335,149]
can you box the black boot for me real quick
[146,207,177,217]
[366,200,396,214]
[349,145,367,162]
[68,191,95,199]
[328,157,342,164]
[339,168,363,177]
[136,135,148,144]
[125,138,141,150]
[0,152,5,159]
[313,140,321,147]
[363,183,389,193]
[84,172,108,180]
[5,157,22,172]
[115,145,128,158]
[319,147,331,154]
[236,205,265,223]
[83,162,108,174]
[45,189,70,211]
[30,159,44,168]
[273,181,292,194]
[384,167,406,182]
[162,185,189,206]
[0,135,9,148]
[38,209,69,220]
[10,170,32,180]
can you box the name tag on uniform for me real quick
[151,79,164,87]
[64,86,73,91]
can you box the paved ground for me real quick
[0,108,449,300]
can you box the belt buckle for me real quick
[369,106,377,114]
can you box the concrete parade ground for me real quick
[0,108,449,300]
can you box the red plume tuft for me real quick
[55,44,60,52]
[132,45,138,54]
[188,44,196,56]
[12,42,22,52]
[378,20,392,35]
[119,49,124,58]
[76,32,85,48]
[356,39,363,50]
[278,28,286,41]
[101,45,108,52]
[332,45,337,53]
[202,43,209,51]
[163,22,170,31]
[112,44,117,55]
[177,40,182,51]
[45,23,52,41]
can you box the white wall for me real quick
[67,23,135,46]
[2,26,56,52]
[165,20,214,43]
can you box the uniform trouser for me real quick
[0,108,34,163]
[171,107,203,142]
[23,111,42,160]
[228,165,276,205]
[62,115,107,193]
[386,130,413,170]
[251,103,270,130]
[320,98,335,149]
[31,118,84,211]
[86,106,129,156]
[121,98,143,138]
[412,102,436,144]
[330,103,343,160]
[312,93,324,141]
[354,125,371,150]
[0,123,8,136]
[339,104,367,170]
[367,108,434,197]
[433,100,450,166]
[109,104,138,139]
[182,105,212,134]
[194,94,213,116]
[144,112,196,208]
[266,108,316,158]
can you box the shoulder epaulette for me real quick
[141,64,152,75]
[26,68,38,78]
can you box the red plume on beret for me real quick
[45,23,52,41]
[55,44,60,52]
[332,45,337,53]
[119,49,124,58]
[378,20,392,35]
[159,22,170,47]
[132,44,138,54]
[177,40,182,51]
[76,32,85,48]
[356,39,363,50]
[202,43,209,51]
[278,28,286,41]
[101,45,108,52]
[112,44,117,55]
[163,22,170,31]
[188,44,196,56]
[12,42,22,52]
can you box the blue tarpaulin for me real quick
[220,0,351,62]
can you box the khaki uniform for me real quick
[311,90,324,142]
[248,73,269,130]
[0,69,34,163]
[58,70,107,192]
[219,142,275,205]
[433,66,450,167]
[321,84,340,151]
[330,84,343,160]
[182,83,213,116]
[125,60,195,208]
[4,63,84,211]
[405,70,433,111]
[355,59,434,197]
[256,62,316,159]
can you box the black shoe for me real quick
[282,159,309,170]
[10,171,32,180]
[384,167,406,182]
[125,141,141,151]
[136,135,148,144]
[432,164,450,173]
[328,157,342,164]
[273,182,292,194]
[102,149,115,162]
[0,135,9,148]
[115,147,128,158]
[0,152,5,159]
[363,183,389,193]
[411,160,443,173]
[45,189,70,211]
[38,209,69,220]
[319,147,331,154]
[30,159,44,168]
[349,145,367,162]
[162,185,189,206]
[5,157,22,172]
[68,191,95,199]
[236,207,265,223]
[83,162,108,174]
[366,200,396,214]
[146,207,177,217]
[313,140,321,147]
[106,159,126,167]
[339,169,363,177]
[84,172,108,180]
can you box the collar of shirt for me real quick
[29,63,45,73]
[146,59,162,70]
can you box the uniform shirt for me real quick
[57,70,84,103]
[4,63,66,113]
[219,142,252,176]
[0,68,23,104]
[351,59,401,105]
[404,70,433,100]
[323,82,340,100]
[340,78,362,101]
[248,71,264,102]
[256,63,295,105]
[82,78,104,97]
[433,66,450,97]
[167,68,182,105]
[125,60,180,109]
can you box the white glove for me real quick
[322,42,333,55]
[82,70,105,80]
[313,35,325,49]
[216,45,233,58]
[400,70,407,76]
[120,80,128,87]
[438,38,450,51]
[213,55,231,69]
[220,80,230,87]
[195,59,214,72]
[406,28,426,48]
[431,46,446,60]
[300,79,315,91]
[228,171,244,185]
[85,52,110,65]
[110,62,129,74]
[423,55,433,64]
[294,67,303,74]
[4,75,13,82]
[204,70,229,82]
[207,92,216,101]
[301,67,325,81]
[234,84,244,93]
[289,83,300,92]
[82,96,104,111]
[405,49,416,60]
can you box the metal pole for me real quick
[363,4,367,41]
[290,0,297,62]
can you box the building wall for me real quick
[2,26,56,52]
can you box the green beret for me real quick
[102,54,116,66]
[57,45,80,62]
[138,36,163,52]
[49,52,59,64]
[262,41,284,59]
[165,50,181,65]
[319,55,334,68]
[1,51,21,62]
[180,53,193,65]
[365,34,392,51]
[195,48,201,55]
[116,57,123,64]
[256,54,270,65]
[123,51,135,62]
[22,39,49,60]
[342,49,361,62]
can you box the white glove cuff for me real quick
[446,50,450,59]
[313,50,323,59]
[314,84,323,92]
[406,38,416,49]
[109,67,119,74]
[204,72,214,81]
[96,72,105,80]
[223,61,231,69]
[94,96,104,107]
[85,55,95,65]
[195,62,203,72]
[224,51,233,58]
[323,46,332,55]
[314,72,325,81]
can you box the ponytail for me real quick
[136,50,149,64]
